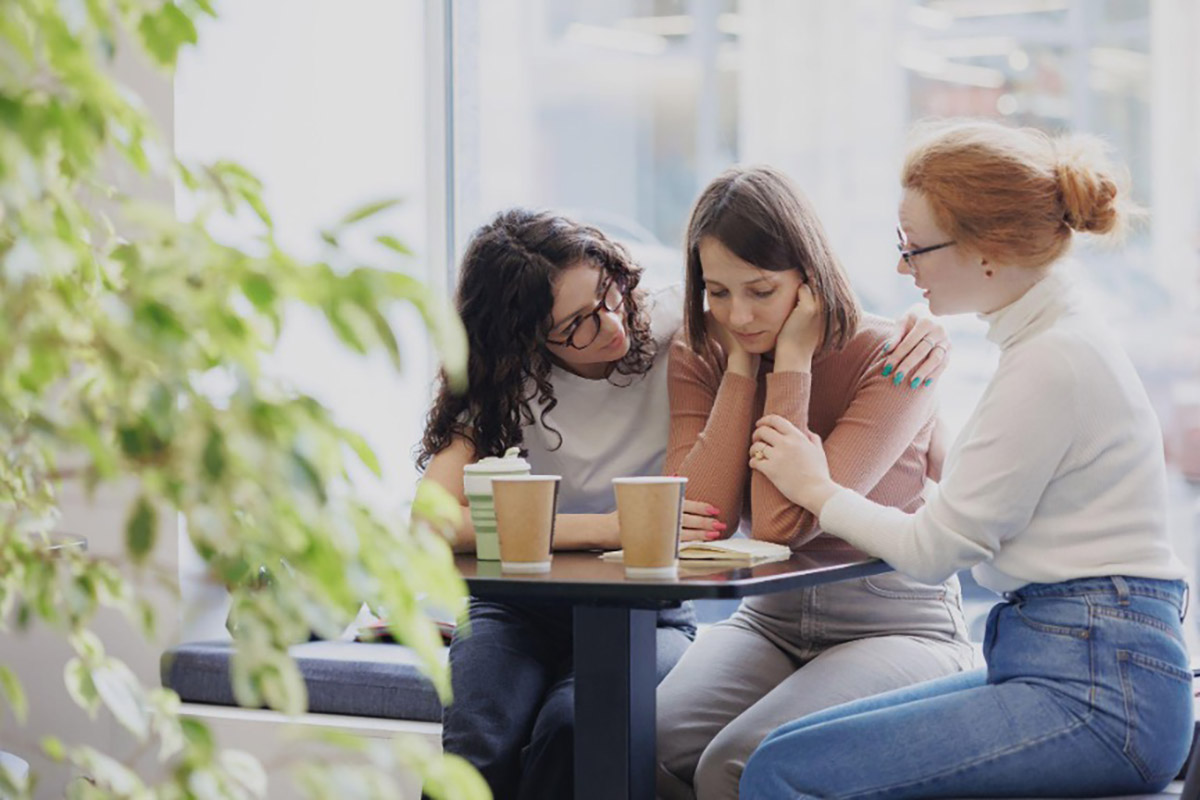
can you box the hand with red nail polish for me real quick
[681,498,727,541]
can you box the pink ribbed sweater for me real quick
[664,314,938,550]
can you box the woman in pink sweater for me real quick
[655,165,976,800]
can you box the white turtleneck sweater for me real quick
[819,271,1186,593]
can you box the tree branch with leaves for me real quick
[0,1,483,797]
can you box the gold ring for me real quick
[753,448,766,460]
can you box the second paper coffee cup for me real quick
[613,476,686,579]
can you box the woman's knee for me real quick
[692,723,762,800]
[654,698,692,775]
[530,684,574,744]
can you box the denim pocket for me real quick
[1117,649,1194,783]
[1013,599,1091,639]
[860,574,946,601]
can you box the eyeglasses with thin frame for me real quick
[546,275,627,350]
[896,226,955,270]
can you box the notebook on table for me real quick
[600,538,791,565]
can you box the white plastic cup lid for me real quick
[464,446,531,474]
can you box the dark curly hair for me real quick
[416,208,656,470]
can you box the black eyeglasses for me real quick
[896,226,955,270]
[546,275,627,350]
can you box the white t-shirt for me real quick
[521,284,683,514]
[820,271,1187,593]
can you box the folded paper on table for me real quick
[600,538,791,564]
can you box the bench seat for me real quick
[161,640,444,723]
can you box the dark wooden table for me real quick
[456,550,890,800]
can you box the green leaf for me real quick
[70,746,142,794]
[134,299,187,341]
[342,430,381,478]
[180,717,215,760]
[375,234,413,256]
[290,451,327,504]
[189,0,219,17]
[202,428,226,480]
[42,735,65,762]
[363,304,402,371]
[64,658,100,716]
[339,197,403,226]
[241,273,277,312]
[0,664,28,723]
[69,630,106,662]
[412,481,463,535]
[325,303,368,354]
[137,4,200,67]
[125,496,157,564]
[219,750,267,796]
[382,272,468,390]
[242,189,274,229]
[92,660,149,740]
[255,652,307,717]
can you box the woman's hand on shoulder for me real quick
[880,305,951,390]
[705,309,760,378]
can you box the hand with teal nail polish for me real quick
[884,306,952,390]
[923,377,933,387]
[893,371,905,386]
[911,376,921,389]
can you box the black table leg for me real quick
[573,605,657,800]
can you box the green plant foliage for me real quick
[0,1,476,797]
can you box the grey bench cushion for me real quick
[161,640,444,723]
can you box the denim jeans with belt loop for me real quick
[741,575,1193,799]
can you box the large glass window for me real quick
[450,0,1200,639]
[174,1,429,639]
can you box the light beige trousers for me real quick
[655,571,978,800]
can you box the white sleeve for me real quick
[819,342,1077,585]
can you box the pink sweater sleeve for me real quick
[752,363,937,547]
[664,339,755,533]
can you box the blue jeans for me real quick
[741,576,1192,799]
[442,598,694,800]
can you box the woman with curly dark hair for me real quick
[417,208,707,800]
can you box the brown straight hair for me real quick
[684,165,860,354]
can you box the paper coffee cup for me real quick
[463,447,531,560]
[613,477,686,579]
[493,475,561,573]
